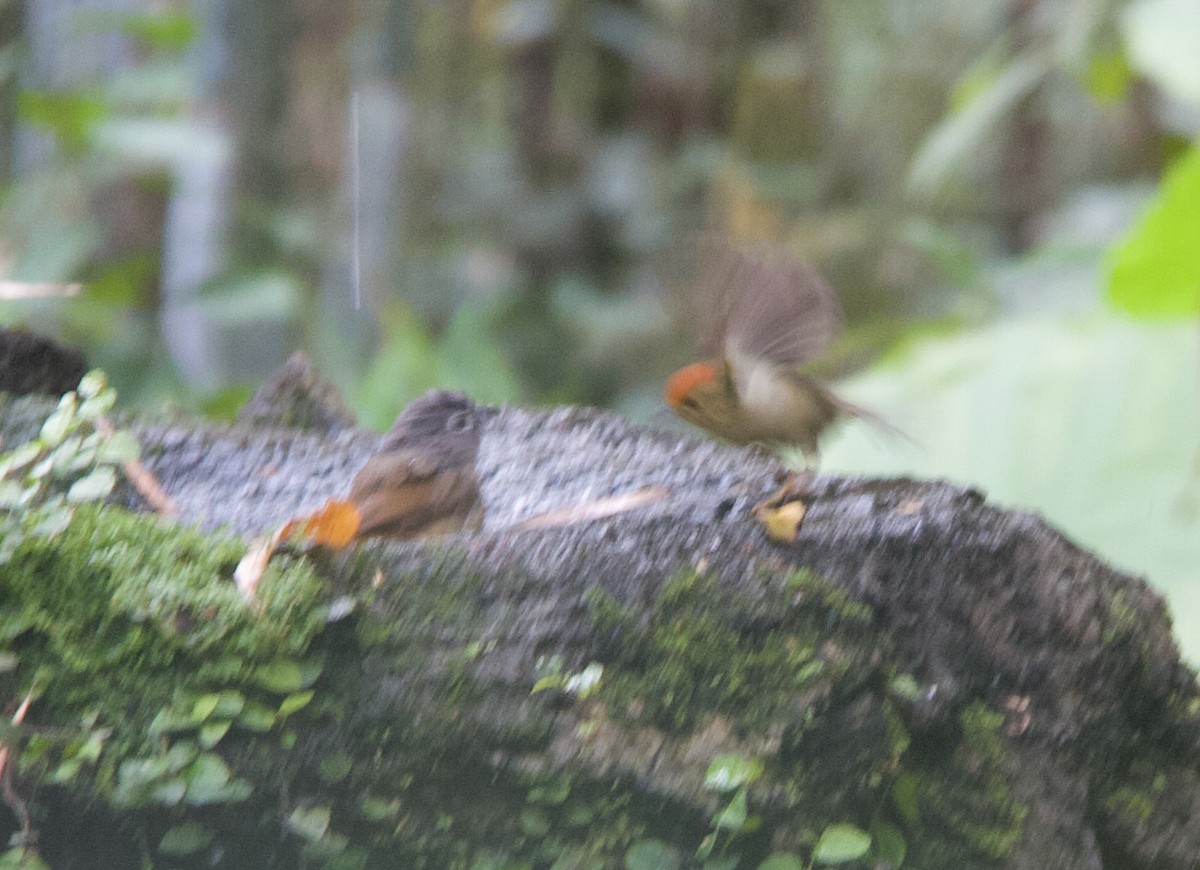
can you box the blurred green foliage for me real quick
[1106,143,1200,317]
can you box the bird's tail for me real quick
[823,388,920,451]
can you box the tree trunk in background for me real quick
[1000,0,1051,252]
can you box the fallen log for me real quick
[1,361,1197,869]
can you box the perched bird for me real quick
[348,389,486,540]
[664,240,877,465]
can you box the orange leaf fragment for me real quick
[279,499,362,549]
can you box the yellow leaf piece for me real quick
[757,499,807,543]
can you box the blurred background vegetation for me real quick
[0,0,1198,657]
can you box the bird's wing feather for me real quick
[662,236,843,368]
[720,243,843,367]
[348,451,448,540]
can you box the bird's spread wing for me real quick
[662,237,843,368]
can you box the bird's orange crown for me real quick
[665,361,719,408]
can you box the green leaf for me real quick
[908,50,1052,198]
[254,658,322,694]
[1083,49,1134,103]
[287,805,331,842]
[212,691,246,718]
[892,774,920,824]
[49,435,94,472]
[889,673,922,701]
[712,788,749,831]
[196,270,304,325]
[812,823,872,864]
[870,821,907,868]
[359,797,401,822]
[702,858,739,870]
[1106,143,1200,318]
[704,754,763,792]
[164,741,199,773]
[531,675,565,694]
[563,662,603,697]
[117,756,169,790]
[77,371,107,398]
[519,808,550,837]
[756,854,804,870]
[351,305,440,430]
[67,467,116,502]
[0,847,52,869]
[253,660,305,693]
[237,701,277,732]
[199,720,231,749]
[29,457,53,481]
[319,754,353,784]
[1121,0,1200,107]
[0,442,44,477]
[192,694,221,721]
[278,690,314,717]
[158,823,212,856]
[437,301,523,404]
[116,9,198,50]
[624,839,682,870]
[30,505,74,537]
[0,481,24,508]
[50,758,82,783]
[19,90,106,151]
[77,390,115,420]
[823,313,1200,664]
[184,753,231,805]
[151,778,187,806]
[148,708,196,735]
[97,431,140,464]
[40,399,76,446]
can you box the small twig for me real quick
[0,690,36,845]
[0,281,82,300]
[97,417,178,518]
[514,487,670,530]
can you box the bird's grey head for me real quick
[381,389,486,457]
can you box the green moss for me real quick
[2,503,328,797]
[346,550,557,759]
[1105,786,1155,824]
[905,703,1028,865]
[1104,764,1167,830]
[585,569,874,733]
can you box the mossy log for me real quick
[1,379,1199,870]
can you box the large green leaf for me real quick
[1121,0,1200,107]
[1106,143,1200,318]
[822,313,1200,663]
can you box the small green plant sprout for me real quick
[0,369,140,563]
[697,754,765,861]
[531,657,604,699]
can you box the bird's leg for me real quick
[756,451,818,514]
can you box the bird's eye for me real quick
[445,411,474,433]
[681,396,700,410]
